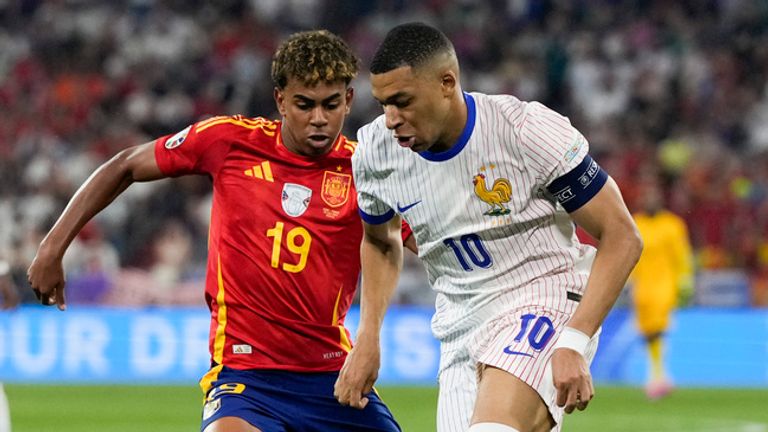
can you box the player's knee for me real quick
[468,422,521,432]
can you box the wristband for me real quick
[553,327,590,356]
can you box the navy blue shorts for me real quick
[200,367,401,432]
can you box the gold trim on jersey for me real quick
[199,364,224,397]
[198,254,229,396]
[213,254,228,363]
[332,285,352,353]
[196,115,278,136]
[336,139,357,153]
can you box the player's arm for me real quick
[27,142,165,310]
[671,218,694,305]
[551,176,643,413]
[566,176,642,338]
[334,215,403,409]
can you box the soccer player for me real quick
[0,259,18,432]
[27,30,402,432]
[630,178,693,400]
[334,23,643,432]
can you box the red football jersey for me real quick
[154,115,362,376]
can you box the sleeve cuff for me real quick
[359,208,395,225]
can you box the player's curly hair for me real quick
[271,30,359,89]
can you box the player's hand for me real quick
[334,335,380,410]
[551,347,594,414]
[677,276,694,307]
[26,248,67,311]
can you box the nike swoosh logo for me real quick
[503,346,533,357]
[397,200,422,213]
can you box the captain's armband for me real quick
[546,154,608,212]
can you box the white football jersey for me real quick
[354,92,598,343]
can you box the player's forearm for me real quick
[356,233,403,341]
[568,224,643,336]
[38,151,141,258]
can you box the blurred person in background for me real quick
[27,30,406,432]
[61,221,120,305]
[629,176,694,400]
[0,259,19,432]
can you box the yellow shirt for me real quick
[630,210,693,306]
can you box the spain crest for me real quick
[321,171,352,208]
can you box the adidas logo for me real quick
[244,161,273,182]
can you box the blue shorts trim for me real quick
[200,367,401,432]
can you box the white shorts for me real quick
[436,299,600,432]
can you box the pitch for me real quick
[4,385,767,431]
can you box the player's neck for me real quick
[431,92,468,153]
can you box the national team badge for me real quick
[165,125,191,149]
[473,169,512,216]
[281,183,312,217]
[321,171,352,208]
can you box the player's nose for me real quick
[383,106,403,130]
[309,106,328,126]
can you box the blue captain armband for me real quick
[546,154,608,212]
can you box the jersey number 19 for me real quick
[266,221,312,273]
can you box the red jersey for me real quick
[154,115,362,375]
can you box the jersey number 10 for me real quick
[266,222,312,273]
[443,233,493,271]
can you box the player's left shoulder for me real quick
[353,115,390,164]
[333,134,358,158]
[194,115,279,139]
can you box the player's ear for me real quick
[274,87,287,116]
[440,70,457,97]
[344,87,354,114]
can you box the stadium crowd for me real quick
[1,0,767,306]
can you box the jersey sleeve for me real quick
[519,102,607,211]
[154,120,231,177]
[519,101,589,186]
[352,125,395,224]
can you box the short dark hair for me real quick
[271,30,358,89]
[370,22,454,74]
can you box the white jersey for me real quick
[353,92,598,344]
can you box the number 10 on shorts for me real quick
[514,314,556,351]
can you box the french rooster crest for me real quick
[473,173,512,216]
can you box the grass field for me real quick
[5,384,768,431]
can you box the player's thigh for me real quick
[204,416,262,432]
[437,355,478,432]
[472,365,554,432]
[467,301,598,430]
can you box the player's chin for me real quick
[304,137,333,153]
[410,140,430,152]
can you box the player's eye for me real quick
[325,103,340,110]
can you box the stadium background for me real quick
[0,0,767,430]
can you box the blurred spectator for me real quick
[62,221,119,304]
